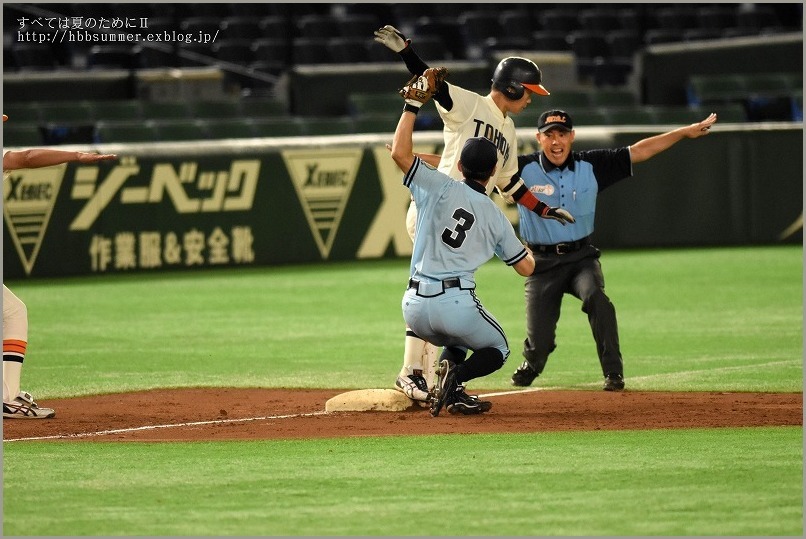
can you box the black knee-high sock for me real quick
[454,348,505,383]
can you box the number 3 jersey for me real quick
[404,157,528,284]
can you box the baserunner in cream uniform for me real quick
[374,26,574,404]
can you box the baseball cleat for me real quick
[447,389,484,415]
[456,385,492,413]
[395,373,432,403]
[3,391,56,419]
[430,360,458,417]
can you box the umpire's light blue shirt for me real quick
[516,149,633,245]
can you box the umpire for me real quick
[512,109,717,391]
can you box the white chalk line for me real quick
[3,411,329,443]
[4,360,796,443]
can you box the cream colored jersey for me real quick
[435,83,521,198]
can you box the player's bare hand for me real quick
[77,152,118,163]
[543,207,575,225]
[373,25,410,53]
[686,113,718,138]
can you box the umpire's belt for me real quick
[407,277,472,297]
[529,237,590,255]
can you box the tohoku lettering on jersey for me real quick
[434,83,520,198]
[403,157,528,284]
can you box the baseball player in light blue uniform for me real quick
[392,73,535,416]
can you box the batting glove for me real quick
[541,207,575,225]
[374,25,410,53]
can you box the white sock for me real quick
[399,330,427,379]
[3,359,23,403]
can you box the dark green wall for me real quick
[3,126,802,279]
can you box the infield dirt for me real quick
[3,388,801,442]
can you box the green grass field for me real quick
[3,245,803,535]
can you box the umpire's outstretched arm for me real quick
[629,113,717,163]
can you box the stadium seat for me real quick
[567,30,609,61]
[607,106,655,125]
[141,101,193,120]
[458,11,502,42]
[736,4,781,31]
[188,100,244,120]
[696,6,738,32]
[353,113,399,134]
[591,59,634,87]
[179,16,222,36]
[251,117,307,137]
[258,16,293,42]
[296,15,332,39]
[337,14,382,38]
[686,75,748,106]
[606,30,643,59]
[538,9,581,32]
[219,17,265,40]
[302,117,356,136]
[327,37,372,64]
[212,39,255,67]
[251,38,291,67]
[4,102,43,124]
[292,38,333,65]
[537,91,592,110]
[498,10,537,44]
[37,101,94,124]
[91,100,144,122]
[411,17,464,60]
[589,89,638,107]
[203,119,257,139]
[11,43,59,70]
[153,119,210,141]
[653,7,699,31]
[578,8,623,32]
[403,35,451,62]
[531,30,573,52]
[3,123,44,146]
[682,29,723,42]
[94,121,159,143]
[644,29,684,45]
[702,104,746,123]
[138,46,179,69]
[86,46,141,70]
[241,98,290,118]
[347,93,402,116]
[566,107,610,126]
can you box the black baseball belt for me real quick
[407,277,467,297]
[408,277,461,290]
[528,237,590,255]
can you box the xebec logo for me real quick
[3,165,66,276]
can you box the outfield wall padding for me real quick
[3,125,801,279]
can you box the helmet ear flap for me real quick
[504,82,524,100]
[493,80,525,101]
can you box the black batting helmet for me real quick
[491,57,550,100]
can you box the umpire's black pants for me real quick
[523,246,623,378]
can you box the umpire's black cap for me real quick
[538,110,573,132]
[460,137,498,181]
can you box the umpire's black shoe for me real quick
[511,360,538,387]
[603,373,625,391]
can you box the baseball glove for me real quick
[399,67,448,108]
